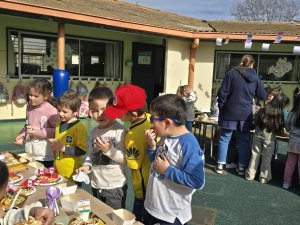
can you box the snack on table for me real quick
[35,174,60,184]
[0,193,27,211]
[8,173,23,184]
[15,216,42,225]
[16,179,37,196]
[5,153,28,165]
[68,217,105,225]
[4,152,29,172]
[17,186,36,196]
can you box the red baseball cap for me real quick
[104,84,146,119]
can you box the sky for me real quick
[122,0,238,20]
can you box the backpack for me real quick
[76,82,89,97]
[12,84,27,105]
[0,82,9,104]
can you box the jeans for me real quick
[217,128,250,167]
[283,152,300,185]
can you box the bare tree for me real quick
[231,0,299,22]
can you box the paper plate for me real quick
[20,186,37,196]
[29,175,63,186]
[8,174,23,184]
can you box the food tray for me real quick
[5,152,30,172]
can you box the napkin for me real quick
[72,172,90,184]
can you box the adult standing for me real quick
[215,55,267,175]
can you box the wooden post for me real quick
[58,23,65,70]
[188,38,199,89]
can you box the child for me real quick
[103,84,152,222]
[0,161,55,225]
[176,85,197,132]
[50,90,87,180]
[14,78,58,168]
[144,94,205,225]
[245,93,289,183]
[77,87,128,209]
[283,92,300,189]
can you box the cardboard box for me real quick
[112,209,136,225]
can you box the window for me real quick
[214,51,300,83]
[7,29,123,80]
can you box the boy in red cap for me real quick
[104,84,151,222]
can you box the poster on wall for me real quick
[138,51,152,65]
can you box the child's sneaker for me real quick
[225,162,237,169]
[260,178,267,184]
[215,163,224,174]
[282,182,290,189]
[236,166,245,176]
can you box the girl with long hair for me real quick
[245,93,289,183]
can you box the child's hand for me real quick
[14,136,24,145]
[145,128,157,150]
[50,139,65,152]
[154,154,170,175]
[76,165,91,174]
[26,126,35,138]
[95,137,112,153]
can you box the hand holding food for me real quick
[93,137,112,153]
[145,128,157,150]
[76,165,91,174]
[50,139,65,153]
[154,153,170,175]
[29,207,55,225]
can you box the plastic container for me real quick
[60,195,77,212]
[112,209,136,225]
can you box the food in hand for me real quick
[15,216,42,225]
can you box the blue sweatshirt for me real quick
[217,67,267,121]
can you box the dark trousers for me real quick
[36,160,54,168]
[132,197,145,222]
[92,184,127,210]
[143,209,187,225]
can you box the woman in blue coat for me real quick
[215,54,267,175]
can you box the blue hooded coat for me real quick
[217,67,267,122]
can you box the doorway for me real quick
[131,42,165,106]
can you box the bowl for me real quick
[112,209,135,225]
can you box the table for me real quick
[193,117,218,157]
[16,165,143,225]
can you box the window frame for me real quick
[213,50,300,84]
[6,28,124,80]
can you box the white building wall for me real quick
[165,39,215,111]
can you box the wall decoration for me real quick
[267,57,292,78]
[43,42,72,69]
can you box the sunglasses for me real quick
[150,117,180,124]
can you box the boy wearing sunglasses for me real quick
[103,84,152,222]
[144,94,205,225]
